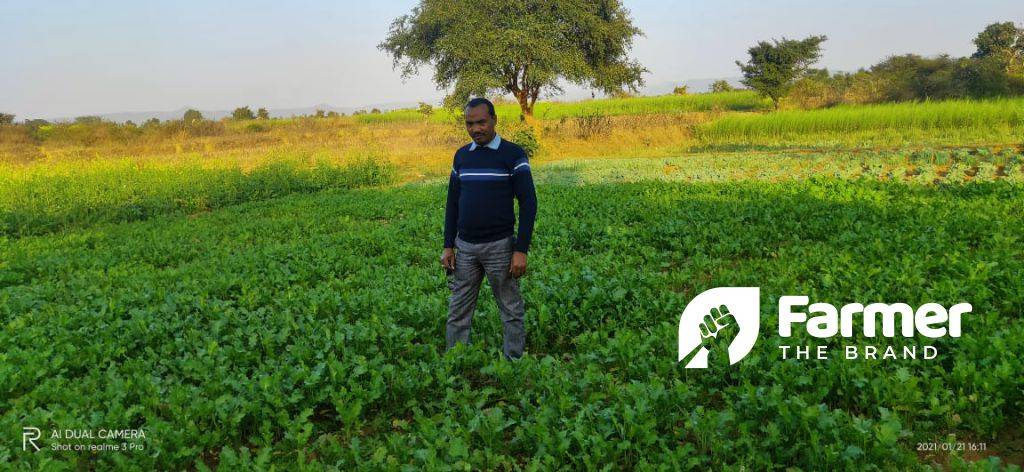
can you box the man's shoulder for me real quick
[498,139,528,159]
[452,143,472,164]
[454,143,473,155]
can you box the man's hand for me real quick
[509,251,527,278]
[441,248,455,272]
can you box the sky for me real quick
[1,0,1020,120]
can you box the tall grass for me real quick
[0,153,397,237]
[353,91,771,124]
[697,97,1024,141]
[521,90,771,119]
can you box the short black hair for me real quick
[465,97,496,117]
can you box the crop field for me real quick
[2,91,1024,469]
[2,135,1024,466]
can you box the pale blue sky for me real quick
[1,0,1020,119]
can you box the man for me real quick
[441,97,538,360]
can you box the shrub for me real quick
[574,113,612,139]
[512,127,540,158]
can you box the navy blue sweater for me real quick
[444,137,537,253]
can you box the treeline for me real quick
[0,107,367,147]
[748,21,1024,109]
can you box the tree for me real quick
[74,116,103,124]
[0,113,14,124]
[183,109,204,124]
[314,109,326,118]
[417,102,434,116]
[972,22,1023,65]
[378,0,647,117]
[710,80,734,93]
[257,107,270,120]
[870,54,966,101]
[736,35,828,109]
[232,106,256,120]
[672,85,688,95]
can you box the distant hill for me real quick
[43,78,748,123]
[47,101,421,124]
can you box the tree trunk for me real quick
[515,90,533,119]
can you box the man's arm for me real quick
[443,161,460,249]
[511,153,537,253]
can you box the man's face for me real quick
[464,104,496,145]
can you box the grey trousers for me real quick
[446,234,526,360]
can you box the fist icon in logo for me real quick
[678,287,760,369]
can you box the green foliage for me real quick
[417,102,434,116]
[0,155,397,237]
[1,157,1021,469]
[232,106,256,120]
[257,107,270,120]
[737,35,828,109]
[672,85,689,95]
[511,127,539,158]
[183,108,204,124]
[697,97,1024,143]
[0,113,14,124]
[378,0,647,115]
[352,91,770,125]
[711,80,734,93]
[245,122,269,133]
[972,21,1023,65]
[74,115,103,124]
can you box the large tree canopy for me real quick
[378,0,647,117]
[736,35,828,110]
[972,21,1023,73]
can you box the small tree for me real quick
[232,106,256,120]
[183,109,204,124]
[417,102,434,116]
[314,109,326,118]
[672,85,689,95]
[711,80,734,93]
[257,107,270,120]
[379,0,647,117]
[327,111,339,118]
[371,108,381,114]
[736,35,828,109]
[0,113,14,124]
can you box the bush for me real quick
[512,127,540,158]
[574,113,612,139]
[245,122,269,133]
